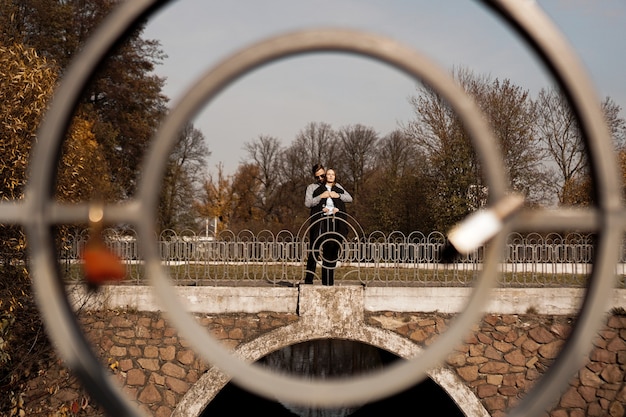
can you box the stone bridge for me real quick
[33,286,626,417]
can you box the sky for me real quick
[142,0,626,176]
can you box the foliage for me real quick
[562,147,626,206]
[0,43,56,201]
[478,77,548,204]
[0,265,55,416]
[0,2,189,414]
[2,0,204,225]
[0,42,34,415]
[404,68,572,230]
[0,40,114,245]
[405,75,476,230]
[603,97,626,149]
[0,40,114,416]
[0,42,56,262]
[1,0,169,200]
[56,116,116,202]
[195,164,234,234]
[230,163,265,227]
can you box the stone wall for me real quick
[366,311,626,417]
[23,308,625,417]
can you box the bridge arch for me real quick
[172,286,489,417]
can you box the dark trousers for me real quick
[305,216,344,285]
[319,216,343,286]
[304,223,321,284]
[321,240,340,286]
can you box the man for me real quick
[303,163,350,284]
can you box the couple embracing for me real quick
[304,163,353,286]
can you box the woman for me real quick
[312,169,352,285]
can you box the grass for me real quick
[58,261,606,288]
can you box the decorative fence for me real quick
[58,228,626,288]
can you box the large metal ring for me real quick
[15,0,622,415]
[137,27,509,408]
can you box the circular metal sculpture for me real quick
[299,211,366,283]
[0,0,620,416]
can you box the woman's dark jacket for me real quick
[311,184,349,237]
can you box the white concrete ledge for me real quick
[364,287,626,315]
[68,285,298,314]
[68,285,626,315]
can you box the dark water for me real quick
[201,340,465,417]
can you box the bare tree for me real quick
[356,130,433,233]
[288,121,337,170]
[273,145,312,231]
[158,123,210,231]
[546,96,626,205]
[377,130,417,177]
[243,135,282,209]
[404,68,545,230]
[404,75,478,231]
[535,88,586,203]
[601,97,626,150]
[335,124,379,198]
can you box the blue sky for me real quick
[143,0,626,176]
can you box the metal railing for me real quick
[58,228,626,287]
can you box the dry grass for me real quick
[59,262,602,288]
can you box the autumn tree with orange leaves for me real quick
[0,41,112,416]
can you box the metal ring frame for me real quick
[141,26,509,409]
[0,0,618,416]
[306,214,364,273]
